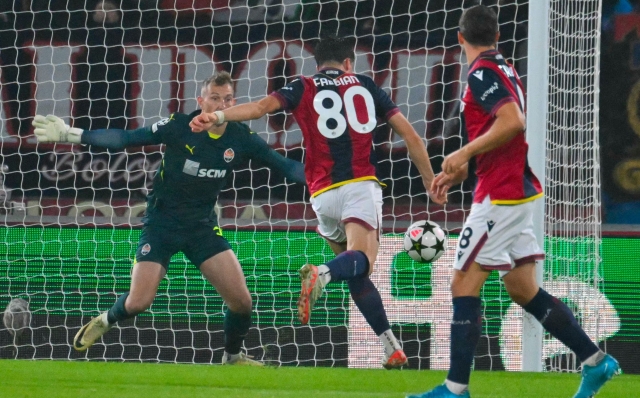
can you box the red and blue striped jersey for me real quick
[271,68,400,197]
[462,50,543,204]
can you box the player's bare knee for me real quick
[506,287,536,306]
[450,277,482,298]
[507,290,529,306]
[227,295,252,314]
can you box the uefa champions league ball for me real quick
[403,220,447,263]
[3,298,31,337]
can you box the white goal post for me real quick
[525,0,615,373]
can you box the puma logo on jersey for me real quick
[185,145,195,154]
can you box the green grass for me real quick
[0,360,637,398]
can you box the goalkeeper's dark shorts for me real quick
[135,223,230,269]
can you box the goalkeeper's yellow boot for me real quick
[297,264,323,325]
[222,352,264,366]
[73,312,112,351]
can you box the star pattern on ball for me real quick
[412,239,428,253]
[431,236,446,253]
[421,221,436,235]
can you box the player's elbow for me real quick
[502,113,526,140]
[514,112,526,132]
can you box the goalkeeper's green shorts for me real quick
[135,223,230,269]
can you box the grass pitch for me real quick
[0,359,636,397]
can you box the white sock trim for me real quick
[378,329,401,356]
[445,379,468,395]
[225,352,241,361]
[99,312,110,325]
[317,264,331,287]
[583,350,605,367]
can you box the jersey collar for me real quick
[469,49,500,70]
[317,67,345,78]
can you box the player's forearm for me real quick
[448,163,469,186]
[388,113,436,187]
[223,102,269,122]
[464,122,521,157]
[406,135,436,187]
[81,127,157,149]
[464,104,525,157]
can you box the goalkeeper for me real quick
[32,72,305,365]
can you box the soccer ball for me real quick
[3,298,31,337]
[403,220,447,263]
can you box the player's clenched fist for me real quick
[190,111,224,132]
[32,115,83,144]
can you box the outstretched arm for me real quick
[81,127,159,149]
[258,148,306,184]
[32,114,160,149]
[190,96,282,132]
[387,112,445,204]
[246,132,306,184]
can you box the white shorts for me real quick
[310,180,383,244]
[454,196,544,276]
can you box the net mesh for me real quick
[0,0,610,371]
[543,0,618,372]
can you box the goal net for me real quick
[0,0,613,371]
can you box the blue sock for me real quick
[447,296,482,385]
[348,276,390,335]
[224,309,252,355]
[523,288,599,362]
[107,292,135,324]
[325,250,369,282]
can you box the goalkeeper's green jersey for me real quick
[81,110,305,228]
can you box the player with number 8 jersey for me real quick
[191,36,447,369]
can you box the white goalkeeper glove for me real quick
[32,114,83,144]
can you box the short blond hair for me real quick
[201,71,233,90]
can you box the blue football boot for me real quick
[573,354,621,398]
